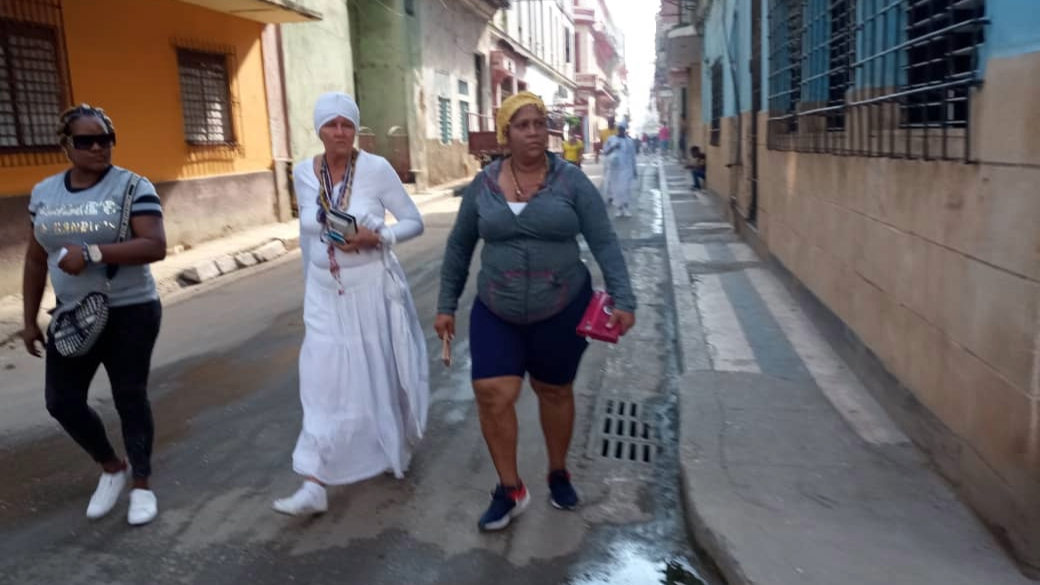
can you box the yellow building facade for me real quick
[0,0,316,296]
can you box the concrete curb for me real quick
[658,160,711,374]
[658,159,753,585]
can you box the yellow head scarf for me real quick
[496,91,547,145]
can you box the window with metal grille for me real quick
[766,0,987,160]
[904,0,985,128]
[827,0,854,130]
[766,0,802,139]
[710,61,722,146]
[0,17,68,151]
[459,101,470,143]
[176,49,235,145]
[438,97,452,144]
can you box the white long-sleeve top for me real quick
[295,151,424,276]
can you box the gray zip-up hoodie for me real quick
[437,152,635,324]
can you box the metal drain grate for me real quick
[597,399,657,463]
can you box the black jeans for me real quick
[45,300,162,479]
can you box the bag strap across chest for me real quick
[107,173,142,282]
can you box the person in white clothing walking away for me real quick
[273,92,429,515]
[601,122,639,218]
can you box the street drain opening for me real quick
[597,399,657,464]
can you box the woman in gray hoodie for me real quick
[435,92,636,532]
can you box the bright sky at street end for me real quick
[608,0,659,129]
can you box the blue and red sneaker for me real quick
[478,483,531,532]
[548,470,580,510]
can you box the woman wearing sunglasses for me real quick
[21,104,167,526]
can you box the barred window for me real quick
[176,49,235,145]
[438,97,452,144]
[0,16,69,151]
[767,0,802,136]
[827,0,854,130]
[904,0,985,128]
[766,0,987,161]
[710,61,722,147]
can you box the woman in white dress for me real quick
[601,122,639,218]
[274,92,429,516]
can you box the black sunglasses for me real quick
[70,133,116,150]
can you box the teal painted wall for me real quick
[702,0,752,121]
[983,0,1040,61]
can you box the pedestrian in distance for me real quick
[21,104,167,526]
[435,91,637,532]
[658,124,671,157]
[273,92,429,516]
[687,145,707,190]
[601,122,639,218]
[562,126,584,168]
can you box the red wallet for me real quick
[576,291,620,344]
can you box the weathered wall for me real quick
[709,52,1040,573]
[423,139,478,187]
[418,0,485,185]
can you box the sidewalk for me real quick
[657,159,1032,584]
[0,181,463,347]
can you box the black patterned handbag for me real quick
[49,173,143,358]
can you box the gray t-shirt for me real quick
[29,166,163,308]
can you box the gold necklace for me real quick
[509,154,548,202]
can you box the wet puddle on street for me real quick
[568,543,708,585]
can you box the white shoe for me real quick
[86,468,128,519]
[614,208,624,218]
[623,208,633,217]
[273,482,328,516]
[127,489,158,526]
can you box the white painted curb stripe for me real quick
[697,273,762,374]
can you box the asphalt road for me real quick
[0,164,713,585]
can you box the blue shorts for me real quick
[470,279,594,385]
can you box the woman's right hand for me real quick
[434,313,455,341]
[21,323,44,358]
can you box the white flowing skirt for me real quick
[604,164,635,207]
[292,259,423,485]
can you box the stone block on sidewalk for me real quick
[252,240,286,263]
[180,261,221,284]
[280,236,300,251]
[234,252,259,268]
[214,255,239,275]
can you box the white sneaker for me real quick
[127,489,158,526]
[614,208,624,218]
[86,468,128,519]
[273,482,328,516]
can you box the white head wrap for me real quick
[313,92,360,135]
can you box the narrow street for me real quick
[0,160,713,585]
